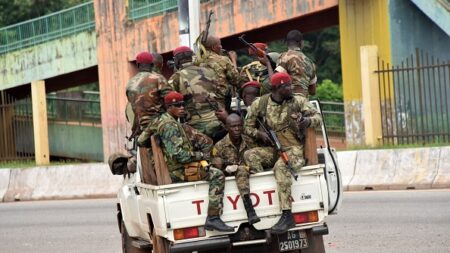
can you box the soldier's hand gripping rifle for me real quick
[256,118,298,181]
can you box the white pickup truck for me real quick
[113,101,342,253]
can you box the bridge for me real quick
[0,0,449,163]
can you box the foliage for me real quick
[0,0,88,27]
[311,79,343,102]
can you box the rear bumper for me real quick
[168,224,328,253]
[169,237,230,253]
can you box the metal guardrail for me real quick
[0,1,95,54]
[128,0,178,21]
[319,101,346,136]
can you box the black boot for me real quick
[270,210,296,234]
[205,216,234,232]
[242,194,261,225]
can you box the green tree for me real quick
[0,0,88,27]
[311,79,343,102]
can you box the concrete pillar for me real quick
[360,46,382,146]
[31,80,50,165]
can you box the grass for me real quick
[0,159,83,169]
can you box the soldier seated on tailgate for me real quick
[240,43,274,95]
[168,46,228,142]
[211,113,260,225]
[155,91,234,232]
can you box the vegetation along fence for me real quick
[0,1,95,54]
[319,101,345,138]
[375,48,450,145]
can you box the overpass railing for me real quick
[0,1,95,54]
[128,0,178,21]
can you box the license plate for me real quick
[277,230,308,252]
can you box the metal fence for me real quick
[0,1,95,54]
[375,48,450,145]
[47,91,101,125]
[128,0,178,20]
[320,101,345,138]
[0,92,34,161]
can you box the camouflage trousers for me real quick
[171,167,225,216]
[242,146,305,210]
[188,111,226,141]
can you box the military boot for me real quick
[242,194,261,225]
[205,216,234,232]
[270,210,296,234]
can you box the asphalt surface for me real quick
[0,190,449,253]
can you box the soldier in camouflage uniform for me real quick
[240,43,274,95]
[125,52,171,146]
[168,46,227,142]
[200,35,241,111]
[211,114,260,224]
[156,91,234,232]
[275,30,317,98]
[244,73,321,234]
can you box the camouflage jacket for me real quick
[168,62,222,111]
[244,94,321,148]
[156,113,213,172]
[240,61,271,95]
[125,71,170,135]
[276,48,317,95]
[211,134,257,170]
[200,51,241,105]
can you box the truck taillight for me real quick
[293,211,319,224]
[174,226,206,240]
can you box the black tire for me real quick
[121,220,150,253]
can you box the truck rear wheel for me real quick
[121,221,149,253]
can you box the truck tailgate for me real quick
[158,164,328,231]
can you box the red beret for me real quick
[173,46,193,56]
[241,81,261,90]
[136,52,153,64]
[248,43,268,56]
[271,72,292,88]
[164,91,184,105]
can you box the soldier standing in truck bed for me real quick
[168,46,228,142]
[200,35,241,111]
[125,51,170,146]
[275,30,317,98]
[239,42,274,95]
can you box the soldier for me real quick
[240,81,261,107]
[151,52,164,74]
[201,35,241,111]
[275,30,317,98]
[211,114,260,224]
[125,52,170,146]
[240,43,274,95]
[244,72,321,234]
[168,46,227,141]
[156,91,234,232]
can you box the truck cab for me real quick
[113,100,342,253]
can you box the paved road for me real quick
[0,190,449,253]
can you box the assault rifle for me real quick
[256,117,298,181]
[238,34,266,58]
[201,10,214,45]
